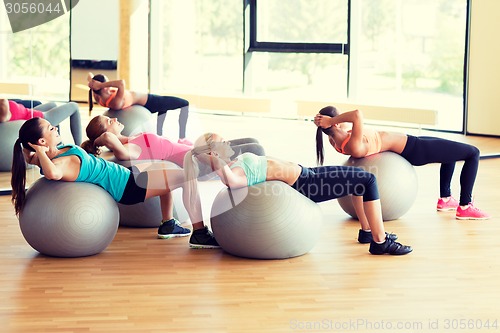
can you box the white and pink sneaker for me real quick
[456,203,491,220]
[178,138,193,146]
[436,196,459,211]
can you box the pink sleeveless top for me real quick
[127,133,191,167]
[8,100,44,120]
[335,128,382,157]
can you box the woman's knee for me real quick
[357,171,379,201]
[469,145,480,160]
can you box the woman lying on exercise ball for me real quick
[11,117,219,248]
[182,132,413,255]
[81,115,265,168]
[87,73,190,143]
[0,98,82,145]
[314,106,490,223]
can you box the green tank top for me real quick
[229,152,267,186]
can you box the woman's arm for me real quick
[199,153,248,189]
[316,109,367,157]
[28,143,64,180]
[95,132,136,160]
[217,164,248,189]
[23,148,40,167]
[342,110,367,157]
[316,109,362,127]
[88,79,126,109]
[0,98,11,122]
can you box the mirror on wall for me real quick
[0,0,118,195]
[69,0,119,102]
[0,6,70,194]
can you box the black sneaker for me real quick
[369,236,413,255]
[358,229,398,244]
[189,226,220,249]
[157,218,191,239]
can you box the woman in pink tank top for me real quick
[81,115,191,167]
[81,115,265,169]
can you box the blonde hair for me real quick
[182,133,218,202]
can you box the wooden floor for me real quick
[1,110,500,333]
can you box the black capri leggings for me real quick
[292,165,380,203]
[400,135,480,205]
[144,94,189,138]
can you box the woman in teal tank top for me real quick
[182,133,413,256]
[11,118,219,249]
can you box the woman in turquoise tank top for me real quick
[182,133,413,256]
[11,118,219,249]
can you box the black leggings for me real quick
[144,94,189,138]
[292,166,379,203]
[400,135,480,205]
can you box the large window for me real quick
[150,0,468,131]
[0,7,70,101]
[350,0,467,131]
[255,0,347,44]
[150,0,243,95]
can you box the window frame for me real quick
[246,0,350,54]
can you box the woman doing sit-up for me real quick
[182,132,413,255]
[81,115,266,169]
[87,73,190,143]
[11,118,219,248]
[0,98,82,145]
[314,106,490,221]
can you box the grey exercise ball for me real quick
[337,151,418,221]
[103,105,154,136]
[0,120,24,171]
[19,178,119,257]
[211,181,323,259]
[108,159,190,227]
[118,190,189,227]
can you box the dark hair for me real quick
[80,115,107,156]
[88,74,108,115]
[11,117,44,216]
[315,105,340,166]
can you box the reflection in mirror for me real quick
[0,166,43,196]
[0,6,70,194]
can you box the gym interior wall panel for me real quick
[466,0,500,135]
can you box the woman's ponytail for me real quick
[315,106,339,166]
[88,74,107,116]
[80,139,100,156]
[11,138,28,216]
[11,117,44,216]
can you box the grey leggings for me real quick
[198,137,265,179]
[228,137,265,159]
[35,102,82,145]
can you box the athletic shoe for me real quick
[189,226,220,249]
[456,203,491,220]
[357,229,398,244]
[157,218,191,239]
[178,138,193,146]
[436,196,459,211]
[369,236,413,255]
